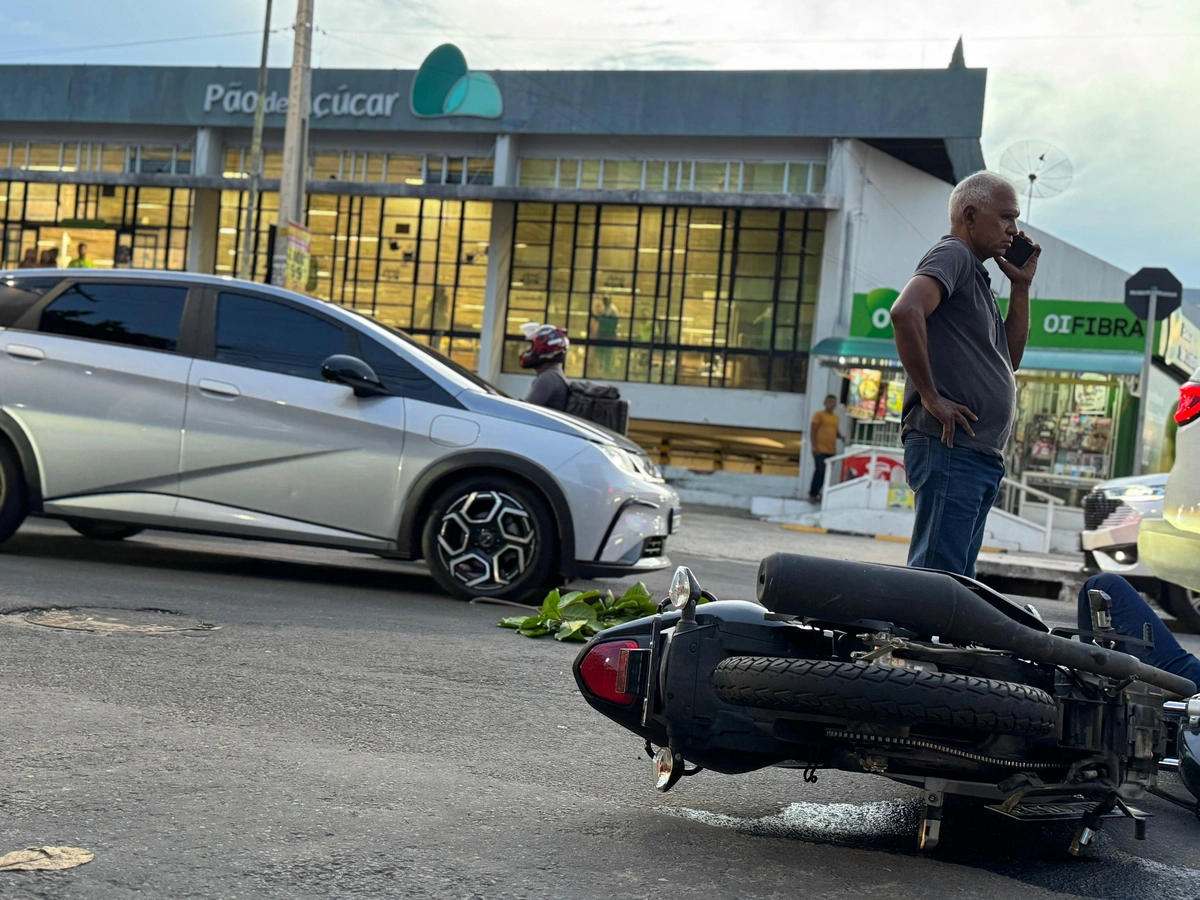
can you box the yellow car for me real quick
[1140,365,1200,629]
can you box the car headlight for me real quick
[1108,485,1166,500]
[597,444,663,482]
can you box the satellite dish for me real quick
[998,141,1073,223]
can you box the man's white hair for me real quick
[948,171,1017,222]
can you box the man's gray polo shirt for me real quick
[900,236,1017,458]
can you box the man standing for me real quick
[67,242,94,268]
[808,394,844,504]
[890,171,1041,577]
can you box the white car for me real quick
[1140,364,1200,630]
[0,270,679,602]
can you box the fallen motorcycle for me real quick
[573,553,1200,853]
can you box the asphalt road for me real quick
[2,518,1199,900]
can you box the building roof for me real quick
[0,64,987,182]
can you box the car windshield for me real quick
[342,308,508,398]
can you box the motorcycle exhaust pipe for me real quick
[757,553,1197,698]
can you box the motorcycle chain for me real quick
[824,728,1067,770]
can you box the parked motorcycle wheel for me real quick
[1165,584,1200,634]
[714,657,1058,738]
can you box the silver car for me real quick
[0,270,679,601]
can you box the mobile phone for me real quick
[1004,234,1035,268]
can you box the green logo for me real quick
[410,44,502,119]
[851,288,899,338]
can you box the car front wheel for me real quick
[421,475,559,603]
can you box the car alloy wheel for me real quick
[434,490,537,591]
[1167,583,1200,634]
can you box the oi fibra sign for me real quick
[200,44,502,122]
[851,290,1155,352]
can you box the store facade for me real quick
[2,54,1170,490]
[812,289,1200,493]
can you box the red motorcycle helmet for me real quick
[518,324,569,369]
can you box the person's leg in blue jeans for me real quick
[1078,573,1200,686]
[905,432,1006,579]
[809,453,832,501]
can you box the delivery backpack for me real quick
[565,380,630,435]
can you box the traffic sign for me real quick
[1125,267,1182,321]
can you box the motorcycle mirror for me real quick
[668,566,702,612]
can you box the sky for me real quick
[1,0,1198,286]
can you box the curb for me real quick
[780,523,1006,554]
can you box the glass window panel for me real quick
[602,160,643,190]
[311,152,341,180]
[739,210,781,231]
[514,221,552,245]
[597,225,638,250]
[140,147,173,174]
[788,162,811,193]
[736,253,779,278]
[466,157,494,185]
[737,229,779,253]
[596,247,635,271]
[519,202,554,221]
[385,155,425,184]
[580,160,601,190]
[559,159,579,188]
[724,353,769,390]
[518,158,557,188]
[40,283,187,352]
[644,161,666,190]
[811,163,827,192]
[445,157,465,185]
[743,163,785,193]
[27,143,61,171]
[731,277,776,302]
[694,162,727,192]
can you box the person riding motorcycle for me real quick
[520,323,570,412]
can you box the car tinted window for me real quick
[215,292,350,379]
[358,337,459,406]
[39,282,187,351]
[0,276,61,327]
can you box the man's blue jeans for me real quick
[1079,573,1200,686]
[904,432,1005,579]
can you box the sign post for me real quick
[1125,267,1182,474]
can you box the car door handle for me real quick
[198,379,241,398]
[7,344,45,361]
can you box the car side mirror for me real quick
[321,354,386,398]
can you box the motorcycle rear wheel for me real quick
[714,657,1057,738]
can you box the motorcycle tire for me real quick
[714,657,1058,738]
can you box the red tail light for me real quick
[1177,384,1200,426]
[578,640,639,706]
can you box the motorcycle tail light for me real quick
[1177,384,1200,426]
[579,640,639,706]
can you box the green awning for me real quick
[811,337,1143,375]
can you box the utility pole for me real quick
[237,0,273,282]
[272,0,314,286]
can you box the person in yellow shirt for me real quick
[808,394,845,504]
[67,243,95,268]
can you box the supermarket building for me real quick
[0,53,1188,491]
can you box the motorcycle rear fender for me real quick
[573,601,829,774]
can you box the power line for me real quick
[0,28,291,63]
[331,28,1200,46]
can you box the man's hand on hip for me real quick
[921,393,977,448]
